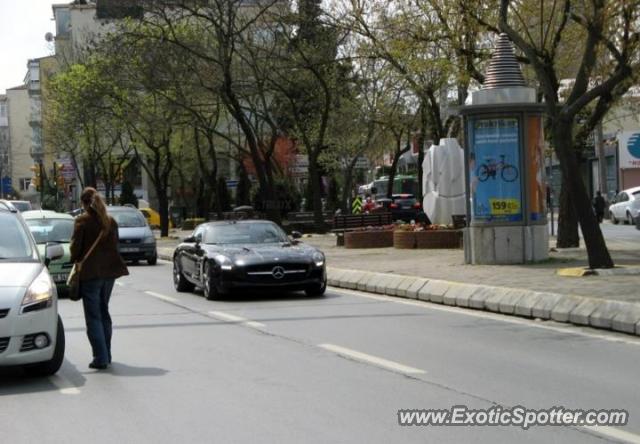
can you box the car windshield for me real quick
[0,213,33,259]
[109,210,147,227]
[25,218,74,244]
[204,223,288,245]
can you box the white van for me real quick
[0,200,65,376]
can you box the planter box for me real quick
[344,230,394,249]
[393,230,417,249]
[415,230,463,249]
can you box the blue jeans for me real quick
[81,278,115,365]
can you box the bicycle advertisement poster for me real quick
[469,118,523,223]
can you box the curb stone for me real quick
[549,295,584,322]
[155,246,640,337]
[568,299,601,326]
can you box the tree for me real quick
[119,181,139,207]
[498,0,640,268]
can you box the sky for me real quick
[0,0,56,94]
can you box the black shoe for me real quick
[89,361,108,370]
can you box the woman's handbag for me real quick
[67,230,104,301]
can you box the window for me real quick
[20,178,31,191]
[0,102,7,119]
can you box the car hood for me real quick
[204,243,320,265]
[0,262,43,288]
[119,226,151,240]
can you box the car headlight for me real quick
[22,268,54,311]
[143,235,156,244]
[312,252,325,267]
[215,255,234,271]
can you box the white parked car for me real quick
[0,200,66,376]
[610,186,640,225]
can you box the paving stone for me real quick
[498,289,529,314]
[591,301,636,330]
[514,292,544,317]
[327,268,346,287]
[550,295,584,322]
[336,269,357,287]
[417,280,450,304]
[395,277,418,298]
[406,279,429,299]
[568,299,602,326]
[531,293,564,320]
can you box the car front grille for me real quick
[244,263,311,283]
[0,308,9,319]
[120,238,142,244]
[61,262,74,270]
[20,334,38,352]
[0,337,9,353]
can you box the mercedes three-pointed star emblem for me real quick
[272,266,285,279]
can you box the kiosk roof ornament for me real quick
[483,33,526,89]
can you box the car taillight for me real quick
[390,203,399,209]
[413,202,422,209]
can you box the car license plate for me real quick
[52,274,68,283]
[120,247,140,253]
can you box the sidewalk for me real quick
[157,229,640,336]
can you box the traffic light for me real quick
[54,162,65,189]
[30,164,41,191]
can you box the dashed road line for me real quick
[208,311,266,329]
[584,425,640,444]
[144,291,179,303]
[318,343,426,375]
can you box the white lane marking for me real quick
[208,311,266,329]
[246,321,266,329]
[51,376,81,395]
[333,288,640,347]
[144,291,179,303]
[208,311,246,322]
[584,426,640,444]
[318,343,426,375]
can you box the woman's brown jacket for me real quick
[70,212,129,281]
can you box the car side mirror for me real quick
[291,231,302,239]
[184,235,197,244]
[44,243,64,267]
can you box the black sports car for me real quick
[172,220,327,299]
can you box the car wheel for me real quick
[612,214,619,224]
[147,253,158,266]
[173,259,194,292]
[203,262,219,301]
[305,279,327,297]
[23,316,65,377]
[626,212,634,225]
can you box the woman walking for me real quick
[70,187,128,370]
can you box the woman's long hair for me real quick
[80,187,111,230]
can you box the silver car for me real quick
[0,200,65,376]
[107,206,158,265]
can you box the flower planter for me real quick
[344,230,394,249]
[415,230,463,249]
[393,230,417,249]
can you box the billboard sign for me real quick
[468,118,523,223]
[618,131,640,169]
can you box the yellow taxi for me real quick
[139,207,173,229]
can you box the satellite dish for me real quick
[45,32,54,42]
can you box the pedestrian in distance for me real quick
[593,191,606,224]
[363,195,376,213]
[70,187,129,370]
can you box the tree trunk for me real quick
[553,122,613,268]
[308,151,326,232]
[341,156,359,212]
[158,190,170,238]
[556,181,579,248]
